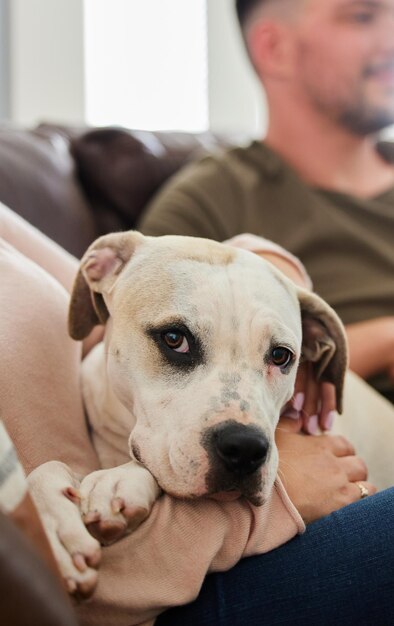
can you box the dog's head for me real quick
[70,231,347,505]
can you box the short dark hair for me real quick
[235,0,264,27]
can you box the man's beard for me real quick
[337,103,394,136]
[337,62,394,135]
[300,55,394,136]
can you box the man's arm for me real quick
[346,317,394,381]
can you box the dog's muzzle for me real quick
[214,421,269,476]
[201,420,271,502]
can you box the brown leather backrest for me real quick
[70,126,244,230]
[0,123,244,257]
[0,124,98,257]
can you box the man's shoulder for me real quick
[171,140,275,191]
[139,141,272,239]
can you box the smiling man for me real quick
[140,0,394,406]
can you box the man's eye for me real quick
[162,331,190,353]
[353,12,374,22]
[271,347,293,368]
[347,10,376,24]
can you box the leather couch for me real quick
[0,122,243,257]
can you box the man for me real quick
[139,0,394,404]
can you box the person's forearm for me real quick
[76,485,303,626]
[346,317,394,380]
[257,251,309,288]
[224,234,312,288]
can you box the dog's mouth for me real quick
[208,488,266,506]
[209,490,241,502]
[161,480,266,506]
[204,467,267,506]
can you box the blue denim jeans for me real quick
[156,488,394,625]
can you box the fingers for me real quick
[280,362,307,428]
[350,481,378,501]
[322,433,356,457]
[302,363,319,434]
[290,362,332,435]
[319,382,336,431]
[338,457,378,502]
[296,365,337,435]
[302,379,337,435]
[277,415,303,433]
[283,365,337,436]
[338,455,368,482]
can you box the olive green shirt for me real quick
[139,140,394,400]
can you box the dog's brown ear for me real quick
[297,288,348,413]
[69,230,145,340]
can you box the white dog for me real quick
[28,231,347,595]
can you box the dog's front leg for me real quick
[28,460,102,597]
[79,461,161,545]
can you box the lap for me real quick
[157,487,394,626]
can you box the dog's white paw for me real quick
[79,462,161,545]
[28,461,101,598]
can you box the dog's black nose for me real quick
[214,423,269,476]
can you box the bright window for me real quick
[83,0,208,131]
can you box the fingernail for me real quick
[293,392,305,412]
[306,414,319,435]
[323,410,336,431]
[282,408,300,420]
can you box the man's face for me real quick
[291,0,394,133]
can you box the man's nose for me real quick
[214,422,269,477]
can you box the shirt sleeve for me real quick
[76,478,305,626]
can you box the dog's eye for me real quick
[148,323,203,368]
[271,347,293,368]
[162,331,190,353]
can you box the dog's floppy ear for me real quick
[69,230,145,340]
[297,288,348,413]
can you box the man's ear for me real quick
[68,230,145,340]
[297,288,348,413]
[247,19,295,81]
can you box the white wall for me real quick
[84,0,208,132]
[9,0,85,125]
[6,0,266,134]
[0,0,10,120]
[207,0,266,137]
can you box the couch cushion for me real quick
[71,127,243,228]
[0,124,98,257]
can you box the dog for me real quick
[28,231,347,595]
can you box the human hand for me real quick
[280,362,337,435]
[275,429,377,524]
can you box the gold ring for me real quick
[356,482,369,499]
